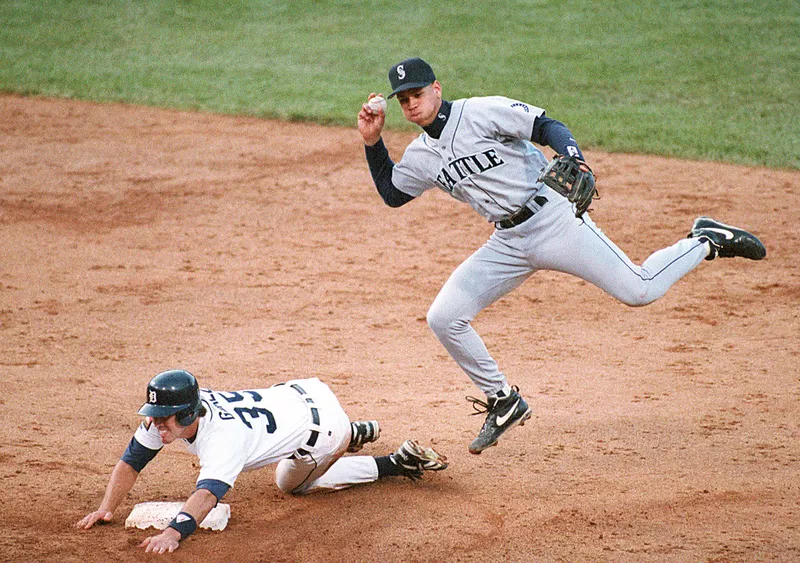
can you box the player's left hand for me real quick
[139,528,181,554]
[538,154,598,218]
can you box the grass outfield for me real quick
[1,0,797,169]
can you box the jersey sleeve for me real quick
[132,419,164,449]
[196,478,231,501]
[391,137,441,197]
[478,96,544,141]
[194,427,248,488]
[531,116,584,159]
[120,421,163,472]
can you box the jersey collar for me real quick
[422,100,452,139]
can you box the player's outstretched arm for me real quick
[75,460,139,529]
[358,93,386,146]
[138,488,218,554]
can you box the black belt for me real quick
[495,195,548,229]
[277,383,320,456]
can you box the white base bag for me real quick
[125,501,230,531]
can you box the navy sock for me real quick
[375,455,402,477]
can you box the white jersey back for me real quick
[392,96,550,222]
[133,382,312,488]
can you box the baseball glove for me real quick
[538,155,598,218]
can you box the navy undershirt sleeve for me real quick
[531,115,584,160]
[365,138,415,208]
[120,436,161,473]
[196,479,231,501]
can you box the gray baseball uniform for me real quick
[368,95,707,396]
[362,56,763,454]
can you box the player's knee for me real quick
[274,473,293,494]
[275,461,307,495]
[426,306,455,337]
[616,288,655,307]
[275,476,307,495]
[275,480,293,494]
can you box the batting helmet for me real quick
[138,369,203,427]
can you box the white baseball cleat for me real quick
[389,440,448,480]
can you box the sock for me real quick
[375,455,403,477]
[491,384,513,400]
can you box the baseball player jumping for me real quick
[357,57,766,455]
[75,369,447,554]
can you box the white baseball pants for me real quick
[274,378,378,494]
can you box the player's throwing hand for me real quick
[358,93,386,147]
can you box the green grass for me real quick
[1,0,797,169]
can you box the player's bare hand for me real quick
[75,510,113,529]
[358,93,386,147]
[139,528,181,554]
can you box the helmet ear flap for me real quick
[175,405,200,427]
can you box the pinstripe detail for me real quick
[290,454,319,494]
[449,99,466,156]
[448,100,515,215]
[584,221,705,281]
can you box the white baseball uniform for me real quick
[131,378,378,494]
[378,96,708,395]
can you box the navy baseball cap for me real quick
[387,58,436,98]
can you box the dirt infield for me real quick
[1,94,798,562]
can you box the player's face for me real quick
[151,414,186,444]
[396,82,442,127]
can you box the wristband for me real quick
[167,511,197,541]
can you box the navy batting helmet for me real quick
[138,369,202,427]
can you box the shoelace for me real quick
[465,395,491,415]
[465,385,520,415]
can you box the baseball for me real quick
[367,95,387,114]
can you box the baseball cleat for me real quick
[689,217,766,261]
[389,440,448,480]
[347,420,381,453]
[467,386,532,454]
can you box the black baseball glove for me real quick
[538,155,598,218]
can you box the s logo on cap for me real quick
[149,390,157,403]
[388,58,436,99]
